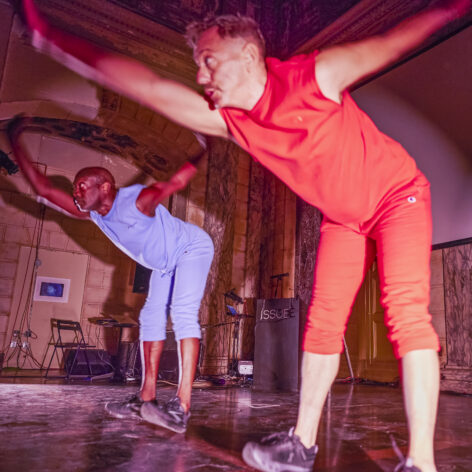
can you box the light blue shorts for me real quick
[139,230,214,341]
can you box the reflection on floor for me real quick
[0,373,471,472]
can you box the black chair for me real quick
[43,318,100,380]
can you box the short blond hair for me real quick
[186,14,266,58]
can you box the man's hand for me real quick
[150,163,198,201]
[149,180,180,201]
[136,162,198,216]
[136,181,177,216]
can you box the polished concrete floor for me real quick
[0,374,471,472]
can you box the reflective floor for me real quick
[0,374,471,471]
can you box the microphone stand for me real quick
[224,294,241,377]
[270,272,289,298]
[224,292,255,377]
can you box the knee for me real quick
[173,316,201,341]
[386,312,440,359]
[303,327,344,355]
[139,311,167,342]
[303,306,347,355]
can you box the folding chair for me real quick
[44,318,99,380]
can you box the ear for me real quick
[101,181,113,194]
[242,41,261,70]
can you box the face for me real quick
[72,175,102,212]
[194,27,251,108]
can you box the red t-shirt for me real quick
[220,51,420,225]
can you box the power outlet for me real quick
[238,360,253,375]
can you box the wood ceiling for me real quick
[4,0,471,177]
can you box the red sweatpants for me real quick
[303,172,440,359]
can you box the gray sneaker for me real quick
[242,427,317,472]
[105,393,144,419]
[140,396,190,433]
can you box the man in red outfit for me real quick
[20,1,471,470]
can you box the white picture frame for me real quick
[33,276,71,303]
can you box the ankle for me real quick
[178,397,190,413]
[175,389,191,412]
[293,427,315,449]
[140,391,155,402]
[409,459,436,472]
[408,451,436,472]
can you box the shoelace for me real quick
[168,397,182,409]
[165,397,189,420]
[259,427,317,463]
[260,428,295,446]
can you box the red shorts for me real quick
[303,172,440,359]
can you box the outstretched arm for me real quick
[136,141,207,216]
[315,0,471,103]
[21,0,228,138]
[7,117,89,219]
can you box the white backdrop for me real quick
[353,26,472,246]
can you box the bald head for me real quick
[74,167,115,188]
[73,167,116,214]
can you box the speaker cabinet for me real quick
[254,298,299,392]
[132,264,152,293]
[65,349,113,376]
[113,335,181,382]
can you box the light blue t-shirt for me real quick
[90,184,201,271]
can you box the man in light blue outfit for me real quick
[9,116,214,433]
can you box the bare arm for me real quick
[136,146,206,216]
[7,117,89,219]
[21,0,228,138]
[315,0,471,103]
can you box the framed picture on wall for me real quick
[33,276,71,303]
